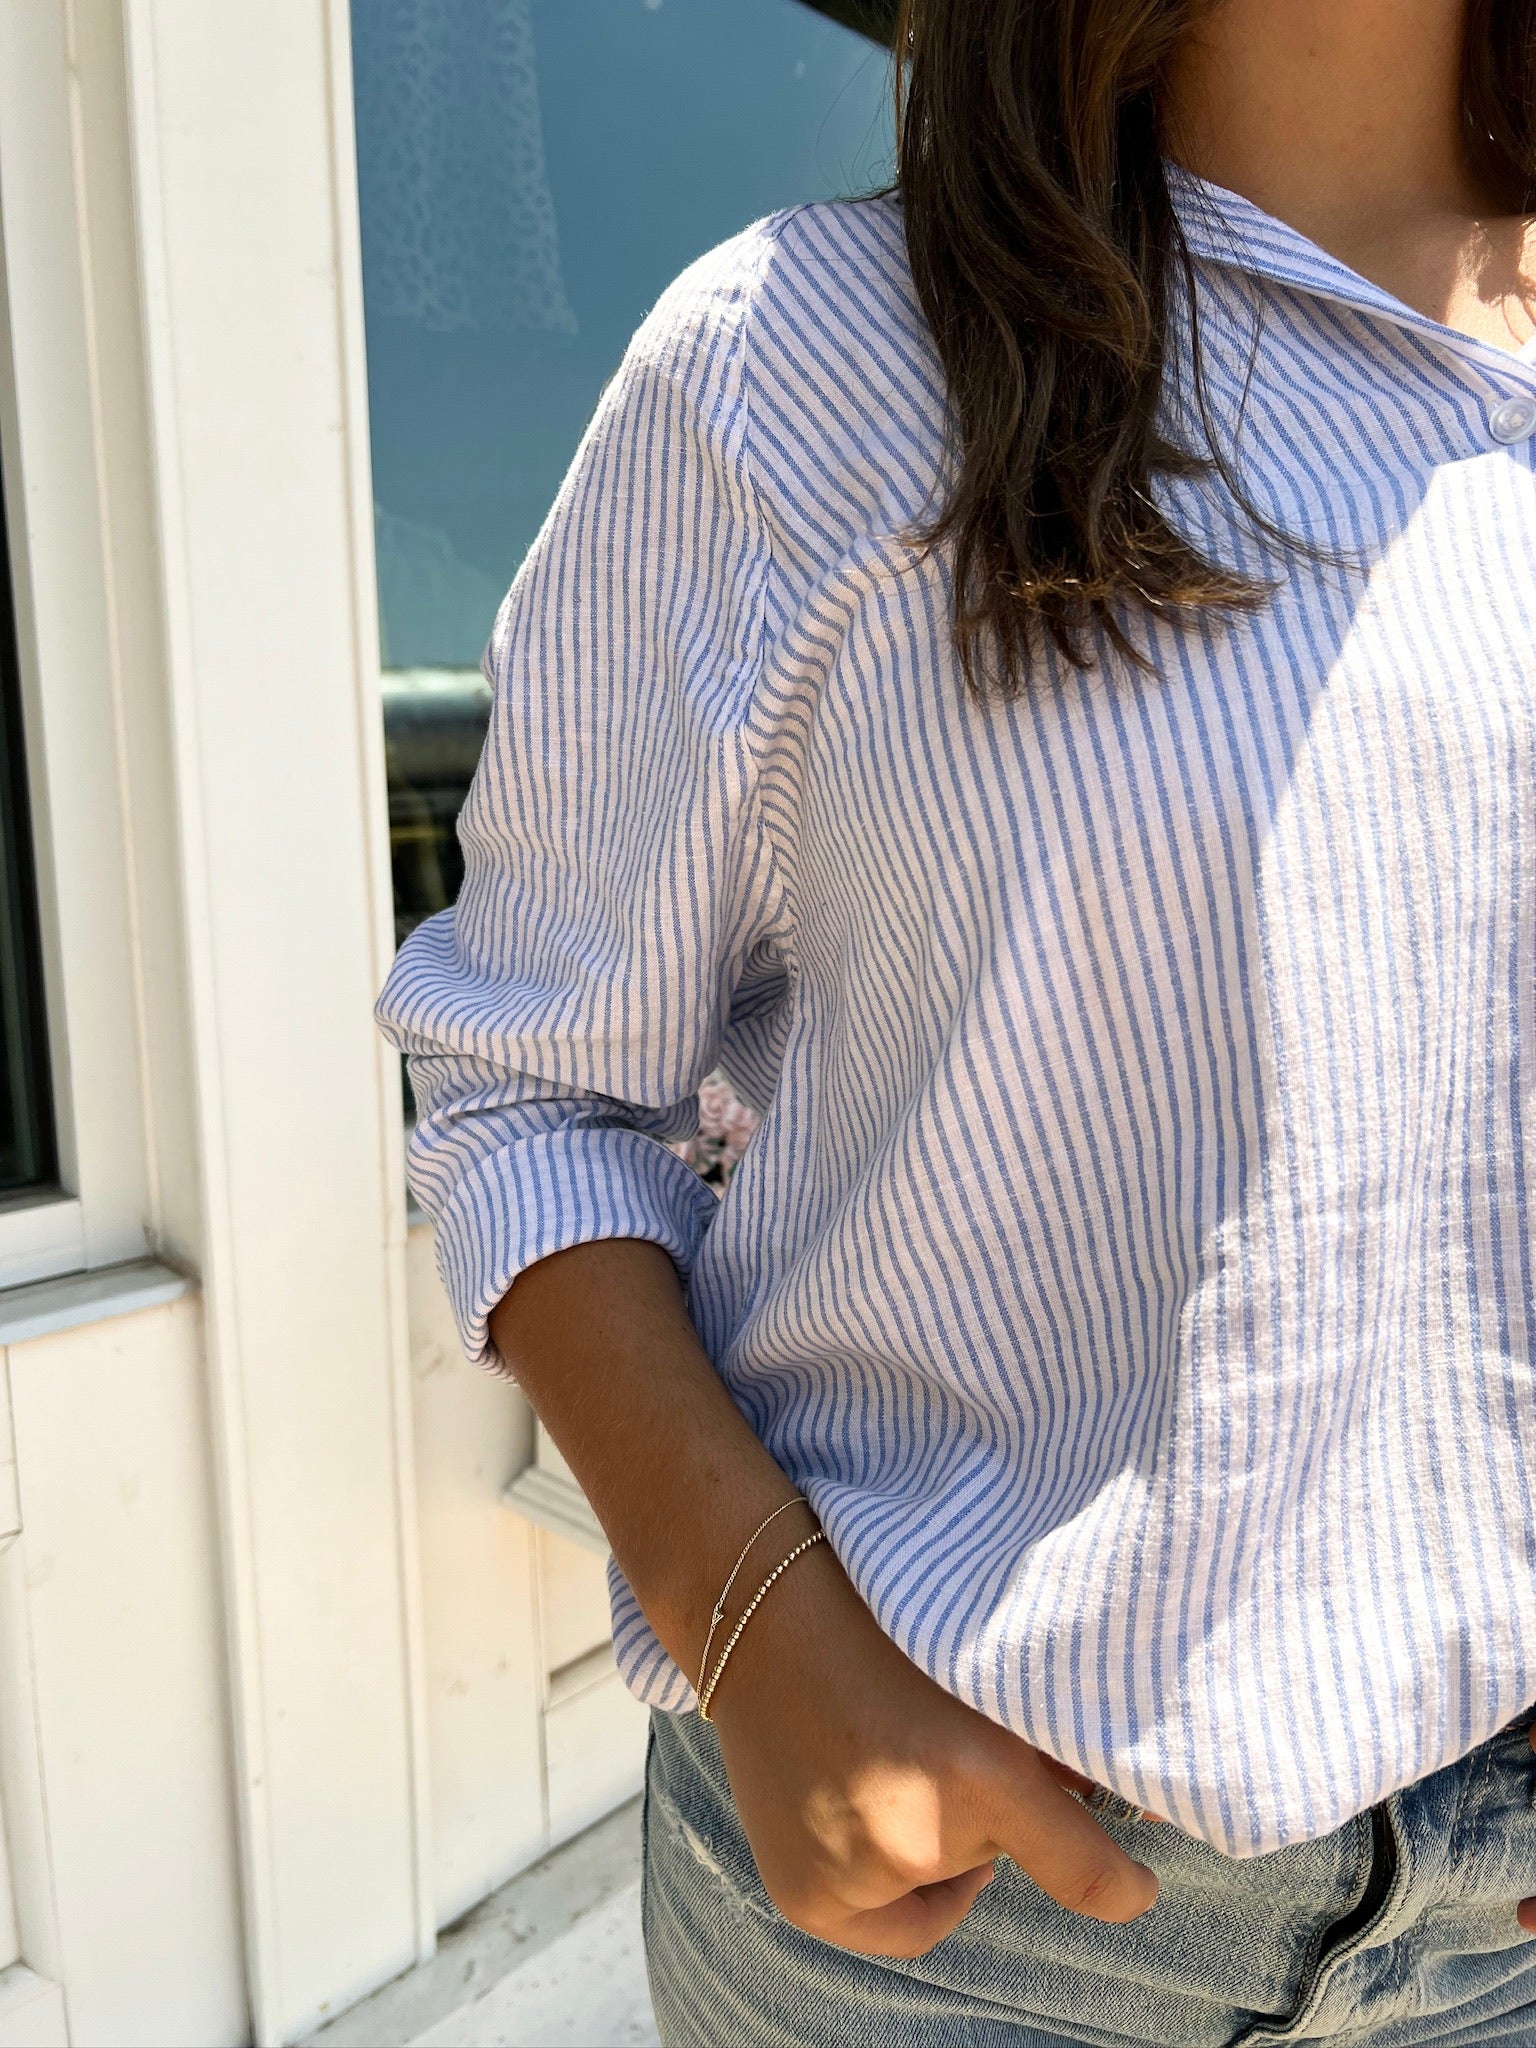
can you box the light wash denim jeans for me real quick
[642,1702,1536,2046]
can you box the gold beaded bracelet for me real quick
[696,1529,826,1721]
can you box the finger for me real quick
[977,1747,1160,1922]
[815,1860,998,1960]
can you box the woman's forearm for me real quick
[486,1236,807,1673]
[489,1233,1158,1949]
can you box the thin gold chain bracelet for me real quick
[696,1529,826,1721]
[695,1495,809,1700]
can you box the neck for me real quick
[1164,0,1497,230]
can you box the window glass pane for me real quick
[353,0,895,950]
[0,473,56,1198]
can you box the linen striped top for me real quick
[373,168,1536,1858]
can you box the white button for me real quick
[1488,395,1536,443]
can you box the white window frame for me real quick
[0,0,173,1291]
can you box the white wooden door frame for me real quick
[120,2,433,2037]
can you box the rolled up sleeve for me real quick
[374,230,781,1373]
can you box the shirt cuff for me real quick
[609,1553,699,1712]
[427,1122,724,1372]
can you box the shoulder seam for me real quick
[730,211,797,960]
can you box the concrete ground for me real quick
[308,1800,660,2048]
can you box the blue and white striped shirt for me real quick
[374,169,1536,1858]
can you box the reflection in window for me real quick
[355,0,895,1168]
[355,0,894,935]
[0,474,56,1199]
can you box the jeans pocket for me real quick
[1485,1710,1536,1808]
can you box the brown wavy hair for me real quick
[895,0,1536,696]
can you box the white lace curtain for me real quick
[351,0,578,336]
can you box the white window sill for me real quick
[0,1257,192,1349]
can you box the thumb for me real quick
[975,1740,1161,1924]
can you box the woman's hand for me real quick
[707,1519,1160,1959]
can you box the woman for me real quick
[375,0,1536,2038]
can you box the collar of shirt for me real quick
[1165,161,1536,437]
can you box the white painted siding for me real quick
[1,1296,244,2045]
